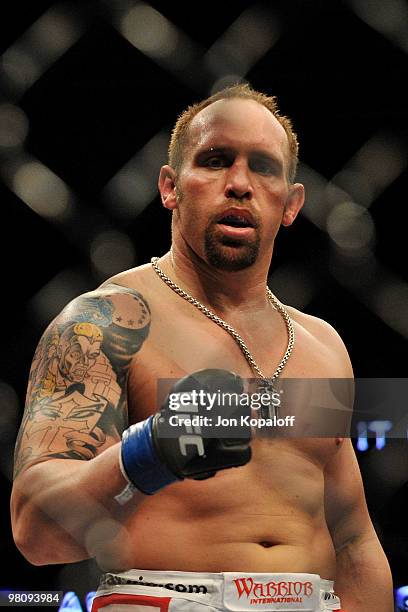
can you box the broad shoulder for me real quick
[55,263,156,325]
[286,305,345,344]
[97,263,153,294]
[284,305,354,378]
[57,279,151,332]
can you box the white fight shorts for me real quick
[91,569,344,611]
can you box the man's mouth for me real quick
[217,214,253,228]
[214,211,257,242]
[216,210,256,229]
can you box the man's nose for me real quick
[224,161,253,200]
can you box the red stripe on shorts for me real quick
[92,593,171,611]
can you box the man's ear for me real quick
[158,165,178,210]
[282,183,305,227]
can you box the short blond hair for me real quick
[168,83,299,183]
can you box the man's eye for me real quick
[206,156,225,169]
[250,159,276,175]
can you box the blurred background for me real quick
[1,0,407,609]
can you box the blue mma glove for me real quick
[120,369,251,494]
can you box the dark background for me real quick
[1,0,407,609]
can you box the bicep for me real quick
[14,285,151,478]
[324,439,375,551]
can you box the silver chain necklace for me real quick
[151,257,295,395]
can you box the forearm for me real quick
[11,443,146,566]
[334,533,393,612]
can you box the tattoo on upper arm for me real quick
[14,286,151,478]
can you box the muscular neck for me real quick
[157,244,274,318]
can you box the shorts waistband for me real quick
[97,569,340,610]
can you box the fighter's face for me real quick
[170,98,303,271]
[59,335,101,382]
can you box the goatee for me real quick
[204,226,261,271]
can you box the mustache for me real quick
[209,202,261,229]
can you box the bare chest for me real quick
[127,298,347,450]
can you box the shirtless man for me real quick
[11,84,393,611]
